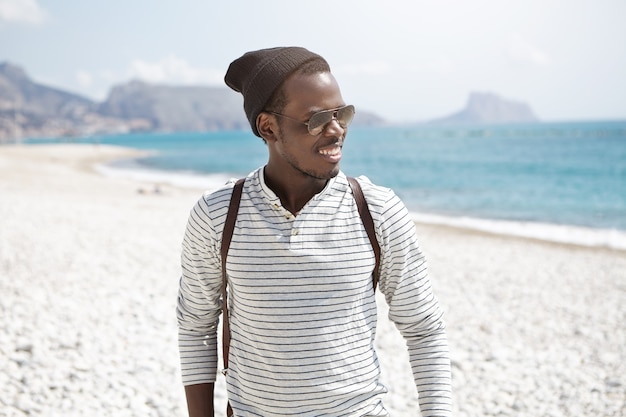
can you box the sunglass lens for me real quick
[307,105,355,135]
[337,105,355,127]
[308,111,331,136]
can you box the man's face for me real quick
[270,71,347,181]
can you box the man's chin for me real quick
[321,166,341,180]
[299,163,341,181]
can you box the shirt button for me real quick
[291,229,299,236]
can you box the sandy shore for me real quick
[1,144,624,416]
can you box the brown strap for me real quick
[347,177,381,290]
[220,178,244,417]
[220,179,245,373]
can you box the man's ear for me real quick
[257,112,278,143]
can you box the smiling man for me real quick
[177,47,452,417]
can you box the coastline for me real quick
[1,143,624,416]
[412,212,626,252]
[95,146,626,252]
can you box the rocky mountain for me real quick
[1,62,539,141]
[97,80,247,132]
[429,92,539,125]
[0,62,96,139]
[0,62,386,141]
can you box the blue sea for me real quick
[25,120,626,250]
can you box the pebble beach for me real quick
[1,144,624,416]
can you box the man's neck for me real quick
[262,166,328,215]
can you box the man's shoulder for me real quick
[200,180,238,207]
[347,174,396,207]
[199,169,260,209]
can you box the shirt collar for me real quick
[257,167,342,204]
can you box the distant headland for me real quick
[428,92,539,125]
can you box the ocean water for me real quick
[25,120,626,249]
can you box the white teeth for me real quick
[319,147,341,156]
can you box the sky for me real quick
[1,0,625,123]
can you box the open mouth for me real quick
[318,144,342,162]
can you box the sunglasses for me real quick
[267,105,355,136]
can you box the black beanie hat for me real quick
[224,46,327,137]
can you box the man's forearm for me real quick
[412,331,452,416]
[184,383,215,417]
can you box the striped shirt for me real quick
[177,168,452,416]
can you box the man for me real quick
[177,46,452,416]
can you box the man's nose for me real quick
[323,118,345,136]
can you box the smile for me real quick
[318,144,343,164]
[319,146,341,156]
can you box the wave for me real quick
[96,157,626,252]
[95,158,237,191]
[411,212,626,252]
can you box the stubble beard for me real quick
[277,130,342,181]
[285,153,340,181]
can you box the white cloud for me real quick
[76,70,93,88]
[127,55,222,85]
[506,33,551,66]
[0,0,45,24]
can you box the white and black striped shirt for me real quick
[177,169,451,416]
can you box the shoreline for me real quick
[11,141,626,252]
[2,143,625,416]
[90,143,626,252]
[412,212,626,253]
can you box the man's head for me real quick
[226,47,352,182]
[224,47,330,137]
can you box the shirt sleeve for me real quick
[377,192,453,416]
[176,195,223,386]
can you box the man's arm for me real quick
[376,192,452,415]
[185,383,215,417]
[178,195,224,415]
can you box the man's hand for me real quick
[184,383,215,417]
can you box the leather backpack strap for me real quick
[347,176,381,291]
[220,178,245,417]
